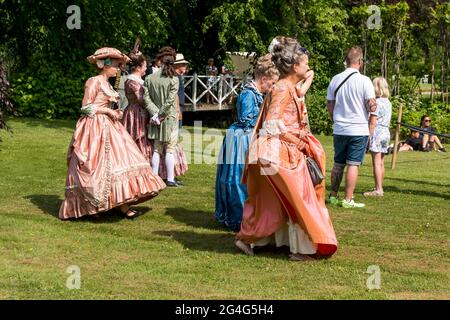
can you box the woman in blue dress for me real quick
[215,54,279,231]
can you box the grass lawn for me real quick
[0,118,449,300]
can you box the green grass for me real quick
[0,118,449,300]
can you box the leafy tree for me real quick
[0,60,16,141]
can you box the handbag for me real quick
[287,89,325,186]
[305,156,324,186]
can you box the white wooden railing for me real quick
[183,74,250,111]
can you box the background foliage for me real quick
[1,0,449,136]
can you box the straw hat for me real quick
[87,47,131,66]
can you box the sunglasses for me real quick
[424,119,431,122]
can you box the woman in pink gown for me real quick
[59,47,166,220]
[235,37,338,261]
[122,48,153,161]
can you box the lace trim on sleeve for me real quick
[81,104,97,117]
[261,119,287,136]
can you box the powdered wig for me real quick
[373,76,390,98]
[157,46,177,78]
[269,36,309,77]
[254,54,279,80]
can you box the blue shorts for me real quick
[333,135,369,166]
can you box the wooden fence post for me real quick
[391,103,403,170]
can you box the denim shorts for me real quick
[333,135,369,166]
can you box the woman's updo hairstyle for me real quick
[268,36,309,77]
[254,54,279,79]
[157,46,177,78]
[128,39,147,72]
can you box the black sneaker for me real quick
[438,147,447,152]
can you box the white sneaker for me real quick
[341,198,365,208]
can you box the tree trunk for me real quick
[431,62,435,103]
[442,62,445,104]
[394,22,403,96]
[441,23,445,105]
[445,25,449,106]
[363,26,367,75]
[382,40,388,79]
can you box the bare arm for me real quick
[366,98,377,113]
[369,114,377,136]
[296,70,314,97]
[327,100,335,122]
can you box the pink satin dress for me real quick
[237,79,338,256]
[59,75,166,219]
[122,76,153,160]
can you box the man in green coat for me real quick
[143,47,180,187]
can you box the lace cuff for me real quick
[261,119,287,136]
[81,104,97,117]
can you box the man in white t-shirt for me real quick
[326,46,377,208]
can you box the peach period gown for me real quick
[237,79,338,256]
[59,75,166,219]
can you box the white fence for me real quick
[183,74,250,111]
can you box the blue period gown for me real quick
[215,82,263,231]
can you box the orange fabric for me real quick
[237,79,337,256]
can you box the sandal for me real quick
[124,208,141,219]
[363,189,384,197]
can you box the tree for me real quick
[435,2,450,105]
[0,60,16,142]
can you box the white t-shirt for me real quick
[327,68,376,136]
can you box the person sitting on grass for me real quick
[399,130,427,152]
[419,115,446,152]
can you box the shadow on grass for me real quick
[165,207,226,231]
[153,230,290,260]
[381,186,450,201]
[359,174,450,188]
[24,194,151,223]
[24,194,61,218]
[393,154,450,165]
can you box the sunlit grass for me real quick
[0,118,448,299]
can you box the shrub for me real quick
[391,95,450,142]
[306,89,333,135]
[10,62,92,120]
